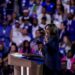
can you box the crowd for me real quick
[0,0,75,75]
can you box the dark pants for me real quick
[0,66,3,75]
[3,65,14,75]
[43,64,59,75]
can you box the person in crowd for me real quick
[6,0,14,14]
[59,35,71,57]
[0,40,8,75]
[37,6,51,25]
[58,60,72,75]
[33,41,44,56]
[7,14,13,25]
[71,62,75,75]
[71,43,75,55]
[58,22,68,42]
[31,29,44,51]
[42,0,55,14]
[11,20,22,47]
[43,24,61,75]
[39,16,47,29]
[0,21,12,50]
[30,0,42,16]
[19,40,31,53]
[70,0,75,14]
[32,17,40,38]
[20,16,32,34]
[53,3,64,28]
[9,42,18,53]
[62,50,75,70]
[65,13,75,42]
[28,0,35,16]
[18,0,30,14]
[0,0,7,22]
[21,27,31,42]
[3,42,18,75]
[19,7,30,23]
[12,12,18,24]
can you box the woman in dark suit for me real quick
[43,24,61,75]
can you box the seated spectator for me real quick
[53,3,64,28]
[71,62,75,75]
[59,35,71,57]
[33,41,44,56]
[65,13,75,42]
[7,14,13,25]
[12,12,18,24]
[59,60,72,75]
[31,0,42,16]
[71,43,75,55]
[11,20,22,47]
[3,42,18,75]
[20,16,32,34]
[30,29,44,52]
[18,0,30,14]
[42,0,55,14]
[70,0,75,14]
[9,43,18,53]
[0,21,12,49]
[37,6,51,25]
[28,0,35,16]
[39,16,47,29]
[58,22,68,42]
[19,40,31,53]
[62,50,75,70]
[62,0,70,14]
[0,41,8,75]
[19,7,30,23]
[32,17,40,38]
[6,0,14,14]
[21,28,31,42]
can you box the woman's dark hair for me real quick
[22,40,31,53]
[56,3,64,13]
[9,42,18,52]
[67,50,74,58]
[45,24,58,36]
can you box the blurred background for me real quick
[0,0,75,75]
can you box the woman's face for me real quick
[24,42,29,48]
[12,13,17,19]
[56,4,61,10]
[63,36,68,44]
[7,15,12,21]
[11,45,16,52]
[35,30,41,38]
[60,23,65,30]
[15,23,20,28]
[38,44,43,49]
[71,0,75,5]
[42,7,46,14]
[45,27,50,34]
[67,51,73,58]
[0,44,3,51]
[61,61,67,70]
[33,18,38,26]
[22,29,28,35]
[72,63,75,71]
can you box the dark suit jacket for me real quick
[43,36,61,70]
